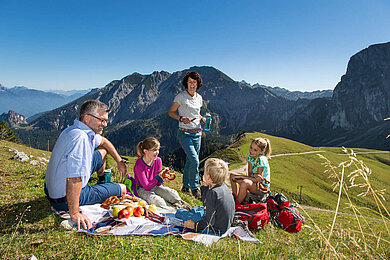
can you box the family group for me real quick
[44,71,272,236]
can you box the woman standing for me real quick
[168,71,205,199]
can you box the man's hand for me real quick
[70,212,92,230]
[184,220,195,229]
[117,160,127,176]
[66,177,90,229]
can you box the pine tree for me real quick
[0,120,22,143]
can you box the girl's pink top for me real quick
[134,156,163,191]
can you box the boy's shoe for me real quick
[181,187,191,195]
[172,200,192,211]
[191,189,202,200]
[231,218,256,239]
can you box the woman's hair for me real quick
[79,100,110,121]
[252,138,272,158]
[204,158,229,185]
[136,137,160,157]
[182,71,203,90]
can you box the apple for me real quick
[118,208,131,219]
[125,206,134,216]
[112,205,125,217]
[138,200,147,207]
[148,204,157,213]
[133,206,142,217]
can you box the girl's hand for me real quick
[200,115,205,123]
[184,220,195,229]
[255,175,264,183]
[162,176,171,183]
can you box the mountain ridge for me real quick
[11,42,390,152]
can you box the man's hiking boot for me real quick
[97,175,105,185]
[191,189,202,200]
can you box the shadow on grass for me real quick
[0,196,53,233]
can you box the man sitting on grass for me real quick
[44,100,127,230]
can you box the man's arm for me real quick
[99,137,127,176]
[67,177,92,229]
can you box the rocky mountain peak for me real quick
[331,42,390,129]
[0,110,28,127]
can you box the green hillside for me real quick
[206,132,390,216]
[0,138,389,259]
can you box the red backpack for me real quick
[235,201,270,229]
[267,193,304,233]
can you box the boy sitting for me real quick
[184,158,235,235]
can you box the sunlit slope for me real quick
[207,132,390,216]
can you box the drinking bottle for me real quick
[204,113,211,131]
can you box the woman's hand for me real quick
[181,117,192,124]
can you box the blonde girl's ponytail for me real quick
[263,138,272,158]
[136,137,160,158]
[252,137,272,159]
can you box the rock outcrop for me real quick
[330,42,390,129]
[0,110,28,127]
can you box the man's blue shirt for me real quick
[45,119,102,199]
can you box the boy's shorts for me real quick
[46,150,121,211]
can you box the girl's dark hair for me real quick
[182,71,203,90]
[136,137,160,157]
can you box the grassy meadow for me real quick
[0,133,389,259]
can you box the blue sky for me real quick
[0,0,389,91]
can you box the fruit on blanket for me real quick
[112,205,125,217]
[133,206,143,217]
[138,200,147,207]
[148,204,157,213]
[125,206,134,216]
[118,208,131,219]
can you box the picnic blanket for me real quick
[52,204,261,246]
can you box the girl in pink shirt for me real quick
[134,137,190,209]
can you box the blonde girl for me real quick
[230,138,272,204]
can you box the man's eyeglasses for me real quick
[88,114,108,124]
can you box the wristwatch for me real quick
[179,116,183,122]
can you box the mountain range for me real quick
[240,81,333,101]
[10,42,390,154]
[0,85,92,118]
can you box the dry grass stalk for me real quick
[317,147,389,259]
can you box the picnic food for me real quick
[160,168,176,180]
[138,200,146,207]
[257,179,271,193]
[148,204,157,213]
[118,208,131,219]
[112,205,126,217]
[133,206,143,217]
[125,206,134,216]
[101,195,141,209]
